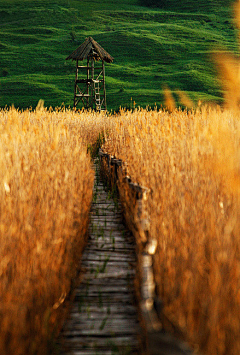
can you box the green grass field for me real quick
[0,0,238,110]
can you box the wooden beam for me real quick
[76,79,93,84]
[87,58,90,108]
[73,59,79,107]
[75,94,91,97]
[103,61,107,110]
[78,66,103,69]
[91,57,94,108]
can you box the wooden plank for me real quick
[84,245,135,252]
[86,239,135,247]
[80,278,134,285]
[81,261,133,270]
[84,244,135,251]
[82,255,135,263]
[88,230,133,238]
[63,326,140,337]
[87,238,135,246]
[62,335,139,346]
[75,285,133,294]
[70,304,137,315]
[75,293,134,304]
[69,311,138,321]
[90,212,123,217]
[81,253,136,262]
[82,269,135,280]
[88,232,134,239]
[90,216,123,222]
[83,249,135,254]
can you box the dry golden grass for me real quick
[1,102,239,355]
[1,3,240,354]
[0,106,108,355]
[101,5,240,352]
[102,105,240,355]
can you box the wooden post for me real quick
[87,58,90,108]
[74,59,79,107]
[91,56,95,109]
[102,60,107,110]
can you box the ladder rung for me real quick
[75,94,90,97]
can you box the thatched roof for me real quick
[66,37,114,63]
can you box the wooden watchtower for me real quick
[66,37,113,111]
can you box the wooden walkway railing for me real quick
[98,149,194,355]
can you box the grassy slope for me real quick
[0,0,238,110]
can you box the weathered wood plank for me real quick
[88,232,134,241]
[81,253,136,262]
[90,224,126,232]
[82,269,135,280]
[63,327,140,337]
[84,245,135,252]
[62,335,139,346]
[88,231,134,238]
[90,212,123,217]
[85,243,135,251]
[70,304,137,315]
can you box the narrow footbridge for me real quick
[59,156,193,355]
[60,159,143,354]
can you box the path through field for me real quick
[59,158,194,355]
[60,159,142,354]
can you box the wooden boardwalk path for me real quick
[59,157,194,355]
[60,159,142,354]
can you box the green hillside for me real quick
[0,0,238,110]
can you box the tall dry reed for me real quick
[0,106,108,355]
[102,105,240,355]
[101,3,240,352]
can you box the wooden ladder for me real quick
[93,80,101,111]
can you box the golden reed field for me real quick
[103,105,240,355]
[0,107,106,354]
[1,105,239,355]
[1,3,240,355]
